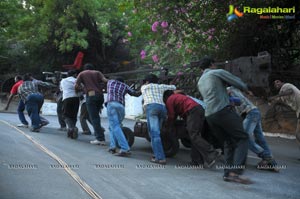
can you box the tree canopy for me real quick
[0,0,299,76]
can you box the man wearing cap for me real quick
[198,56,252,184]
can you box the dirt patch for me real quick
[262,102,297,135]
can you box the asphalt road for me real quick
[0,112,300,199]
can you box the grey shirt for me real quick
[198,69,248,116]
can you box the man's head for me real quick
[84,63,95,70]
[14,75,22,82]
[274,80,284,90]
[163,90,174,104]
[113,76,124,83]
[143,74,158,84]
[199,56,215,70]
[26,73,35,80]
[67,70,77,77]
[23,73,32,81]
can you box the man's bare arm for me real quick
[268,89,293,101]
[4,94,15,110]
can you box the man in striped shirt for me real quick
[141,74,176,164]
[18,74,55,132]
[106,77,140,156]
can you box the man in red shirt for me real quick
[4,75,29,127]
[163,90,221,167]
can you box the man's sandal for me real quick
[150,157,166,165]
[223,174,253,184]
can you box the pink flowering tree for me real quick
[124,0,231,70]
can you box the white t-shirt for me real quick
[60,77,79,100]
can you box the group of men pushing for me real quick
[5,56,300,185]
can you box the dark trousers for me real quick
[57,98,66,128]
[206,106,249,176]
[80,102,92,132]
[86,94,105,141]
[63,97,80,129]
[186,105,216,164]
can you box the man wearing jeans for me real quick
[198,56,252,184]
[141,74,176,164]
[18,74,53,132]
[228,86,278,171]
[106,77,140,156]
[76,63,108,145]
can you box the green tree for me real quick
[1,0,133,73]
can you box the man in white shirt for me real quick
[60,70,80,139]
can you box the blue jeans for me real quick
[243,108,272,159]
[25,93,44,129]
[146,103,167,160]
[86,94,105,141]
[17,100,28,125]
[107,102,129,152]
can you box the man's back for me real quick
[198,69,231,116]
[165,94,199,120]
[107,80,136,105]
[280,83,300,116]
[10,80,23,95]
[198,69,247,116]
[228,86,256,115]
[141,83,176,106]
[60,76,77,100]
[77,70,105,94]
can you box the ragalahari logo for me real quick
[227,5,244,21]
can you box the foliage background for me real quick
[0,0,299,78]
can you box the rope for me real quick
[0,120,102,199]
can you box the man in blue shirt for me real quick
[198,56,252,184]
